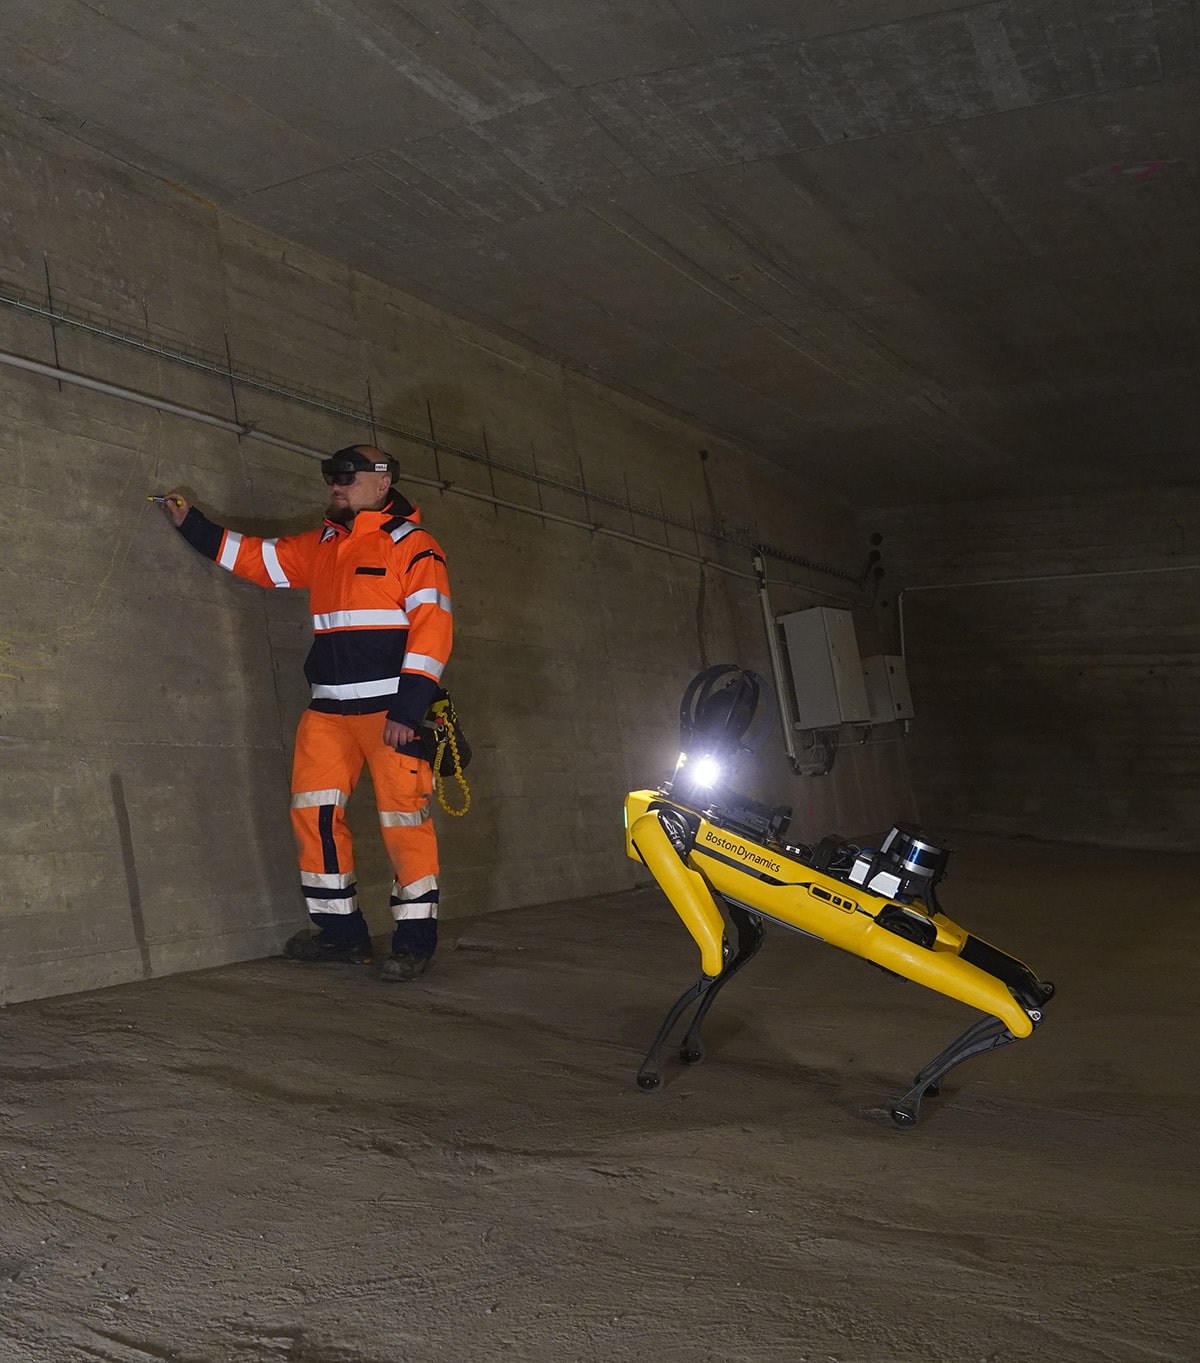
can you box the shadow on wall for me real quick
[153,489,328,955]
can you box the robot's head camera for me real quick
[679,666,776,762]
[321,446,398,486]
[669,666,779,811]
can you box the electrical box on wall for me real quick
[862,655,915,722]
[779,607,871,728]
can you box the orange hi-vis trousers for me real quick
[289,709,439,954]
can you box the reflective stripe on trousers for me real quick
[390,871,439,921]
[290,710,438,931]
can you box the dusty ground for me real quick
[1,834,1196,1363]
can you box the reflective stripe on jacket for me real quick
[177,491,452,731]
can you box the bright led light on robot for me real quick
[690,755,724,787]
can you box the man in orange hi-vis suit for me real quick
[161,446,453,982]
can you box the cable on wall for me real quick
[0,345,865,602]
[0,282,868,589]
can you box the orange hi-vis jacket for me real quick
[177,490,452,742]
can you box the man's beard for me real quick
[326,500,355,526]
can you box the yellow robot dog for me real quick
[626,666,1053,1128]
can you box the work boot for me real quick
[284,929,373,965]
[380,951,430,983]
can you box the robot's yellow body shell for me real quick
[625,790,1035,1039]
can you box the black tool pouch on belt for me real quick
[419,688,472,772]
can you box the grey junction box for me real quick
[778,607,872,728]
[862,654,916,722]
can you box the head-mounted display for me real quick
[321,446,398,485]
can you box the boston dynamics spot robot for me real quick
[624,666,1053,1128]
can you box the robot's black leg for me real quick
[679,904,765,1066]
[912,1014,999,1097]
[888,1017,1017,1129]
[635,975,716,1092]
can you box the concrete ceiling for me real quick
[3,1,1198,505]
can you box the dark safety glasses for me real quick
[323,470,360,486]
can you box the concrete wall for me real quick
[0,106,911,1004]
[869,489,1200,850]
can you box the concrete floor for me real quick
[1,835,1196,1363]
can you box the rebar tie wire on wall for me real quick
[0,283,876,597]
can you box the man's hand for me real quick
[384,719,416,750]
[156,492,191,528]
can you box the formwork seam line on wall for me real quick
[905,564,1200,590]
[0,346,859,600]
